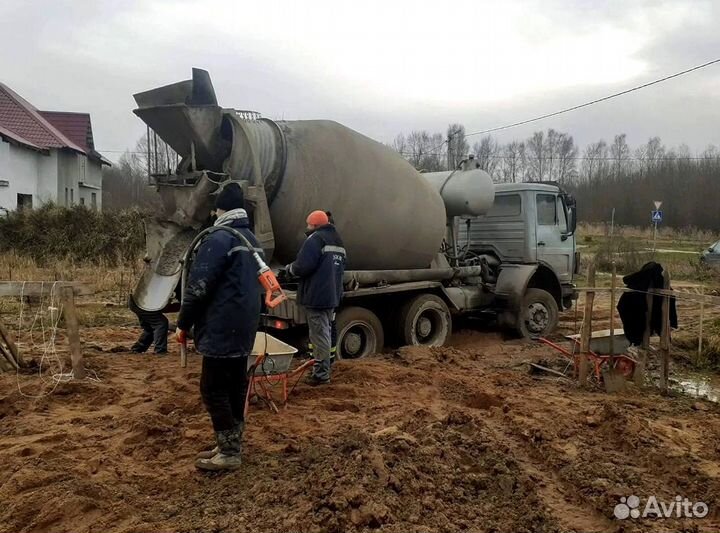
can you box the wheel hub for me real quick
[417,316,432,338]
[344,332,362,355]
[527,302,549,333]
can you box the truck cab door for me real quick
[535,193,573,283]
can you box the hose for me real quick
[180,224,265,305]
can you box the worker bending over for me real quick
[176,183,262,471]
[287,210,346,385]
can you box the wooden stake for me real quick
[659,270,671,394]
[609,262,616,360]
[61,286,86,379]
[0,318,22,366]
[698,285,705,366]
[0,343,17,371]
[633,279,655,387]
[579,263,595,387]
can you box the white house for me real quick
[0,82,109,212]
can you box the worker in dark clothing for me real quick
[325,211,339,363]
[176,182,262,471]
[287,210,346,385]
[129,296,170,355]
[617,261,677,345]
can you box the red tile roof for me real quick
[39,111,94,152]
[0,82,85,153]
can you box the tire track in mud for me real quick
[482,412,616,533]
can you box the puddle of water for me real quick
[673,372,720,403]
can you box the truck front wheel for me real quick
[517,288,559,338]
[398,294,452,347]
[335,306,384,359]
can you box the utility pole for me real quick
[447,132,453,171]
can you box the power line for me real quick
[100,58,720,157]
[462,57,720,138]
[397,151,720,162]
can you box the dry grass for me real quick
[0,252,141,297]
[578,221,718,244]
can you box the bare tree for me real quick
[446,123,469,169]
[581,141,609,184]
[498,141,525,183]
[551,131,578,183]
[610,134,631,179]
[472,135,500,176]
[526,131,545,181]
[404,130,445,171]
[391,133,407,156]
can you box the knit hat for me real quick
[306,210,329,226]
[215,183,245,211]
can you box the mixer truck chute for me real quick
[130,69,577,358]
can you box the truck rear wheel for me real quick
[335,307,384,359]
[398,294,452,347]
[517,288,559,339]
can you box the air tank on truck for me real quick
[131,68,578,358]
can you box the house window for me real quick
[17,194,32,211]
[80,197,85,206]
[65,188,69,206]
[70,188,74,205]
[91,192,97,209]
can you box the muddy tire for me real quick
[335,307,384,359]
[398,294,452,347]
[516,288,559,339]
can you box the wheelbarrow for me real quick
[538,334,637,384]
[245,332,314,415]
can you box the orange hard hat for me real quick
[306,210,329,226]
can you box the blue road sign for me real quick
[652,210,663,223]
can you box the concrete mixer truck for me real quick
[131,69,578,359]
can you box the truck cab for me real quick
[457,182,577,294]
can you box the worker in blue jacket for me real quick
[288,210,346,385]
[176,182,262,471]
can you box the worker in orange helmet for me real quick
[286,210,346,384]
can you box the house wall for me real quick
[0,139,54,210]
[0,141,102,211]
[36,149,58,204]
[78,157,103,210]
[56,150,79,207]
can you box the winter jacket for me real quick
[289,224,346,310]
[177,214,262,357]
[617,261,678,346]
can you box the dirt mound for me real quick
[1,326,720,532]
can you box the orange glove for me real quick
[176,328,187,344]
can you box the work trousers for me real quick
[306,308,334,381]
[131,311,169,353]
[200,356,248,432]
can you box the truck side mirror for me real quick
[568,207,577,234]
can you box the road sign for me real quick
[654,200,663,210]
[652,210,663,223]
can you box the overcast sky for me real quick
[2,0,719,161]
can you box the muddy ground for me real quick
[2,308,720,533]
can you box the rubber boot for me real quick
[196,421,243,460]
[195,428,243,471]
[306,359,331,385]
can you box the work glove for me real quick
[175,328,187,344]
[277,267,291,283]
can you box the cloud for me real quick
[0,0,718,160]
